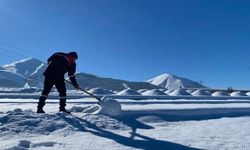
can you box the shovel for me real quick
[65,79,122,116]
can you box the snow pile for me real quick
[0,108,126,136]
[137,89,148,93]
[116,89,142,95]
[212,91,230,96]
[88,88,114,95]
[0,109,83,135]
[230,91,247,97]
[246,92,250,96]
[164,89,174,94]
[192,89,211,96]
[169,89,191,96]
[186,89,195,94]
[142,89,167,96]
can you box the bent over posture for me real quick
[37,52,79,114]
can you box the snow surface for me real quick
[1,98,250,150]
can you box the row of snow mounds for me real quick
[86,87,250,96]
[0,108,129,136]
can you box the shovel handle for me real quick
[65,79,101,102]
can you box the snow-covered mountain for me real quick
[1,58,208,90]
[146,73,206,90]
[3,57,46,77]
[0,70,28,87]
[1,58,160,90]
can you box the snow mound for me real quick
[116,89,142,95]
[212,91,229,96]
[246,92,250,96]
[169,89,191,96]
[142,89,167,96]
[186,89,195,94]
[192,89,211,96]
[164,89,174,94]
[230,91,247,97]
[137,89,148,93]
[0,109,84,135]
[88,88,113,95]
[0,108,128,136]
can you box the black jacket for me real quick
[43,52,78,87]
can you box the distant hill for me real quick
[146,73,207,90]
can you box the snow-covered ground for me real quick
[1,98,250,150]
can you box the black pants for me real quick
[38,77,66,110]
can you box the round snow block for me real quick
[99,97,122,116]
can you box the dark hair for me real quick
[68,52,78,59]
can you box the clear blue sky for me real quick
[0,0,250,89]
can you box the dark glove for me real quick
[74,84,80,90]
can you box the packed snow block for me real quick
[116,89,142,96]
[98,97,122,116]
[212,91,229,96]
[142,89,167,96]
[169,89,191,96]
[192,89,211,96]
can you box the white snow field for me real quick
[1,97,250,150]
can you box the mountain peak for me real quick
[146,73,206,89]
[3,57,45,77]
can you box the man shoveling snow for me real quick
[37,52,79,114]
[37,51,122,116]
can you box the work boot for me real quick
[37,96,46,113]
[37,107,45,113]
[59,108,71,114]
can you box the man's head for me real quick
[68,52,78,60]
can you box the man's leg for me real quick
[37,78,54,113]
[55,80,70,114]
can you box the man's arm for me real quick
[68,63,79,88]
